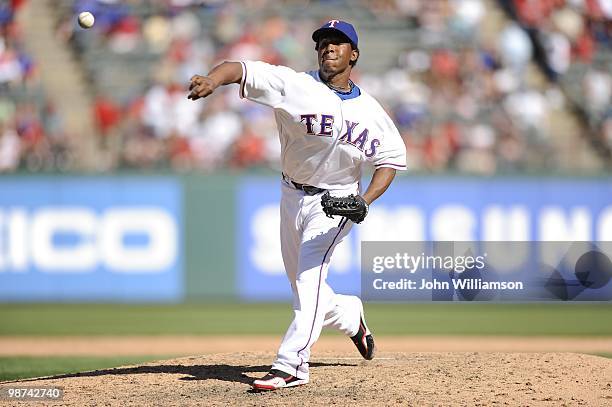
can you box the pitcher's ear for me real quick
[349,48,359,67]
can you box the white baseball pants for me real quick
[271,180,363,380]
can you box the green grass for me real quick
[0,356,166,382]
[0,303,611,336]
[0,304,610,382]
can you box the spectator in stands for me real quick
[0,119,21,172]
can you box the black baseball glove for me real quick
[321,191,369,224]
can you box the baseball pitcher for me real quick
[188,20,407,391]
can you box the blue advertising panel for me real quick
[237,176,612,301]
[0,177,183,302]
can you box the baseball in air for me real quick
[78,11,95,29]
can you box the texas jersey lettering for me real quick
[300,114,379,157]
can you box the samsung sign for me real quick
[237,177,612,301]
[0,178,183,302]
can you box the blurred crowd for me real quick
[500,0,612,159]
[3,0,611,173]
[0,0,73,173]
[365,0,610,171]
[60,0,317,171]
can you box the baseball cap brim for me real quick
[312,27,357,48]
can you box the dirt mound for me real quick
[4,352,612,406]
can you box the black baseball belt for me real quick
[283,173,326,196]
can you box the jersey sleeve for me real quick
[239,61,296,108]
[369,109,408,171]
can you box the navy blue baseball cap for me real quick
[312,20,358,49]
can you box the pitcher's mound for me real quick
[6,352,612,406]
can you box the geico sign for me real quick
[0,207,178,273]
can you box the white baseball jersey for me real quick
[239,61,407,190]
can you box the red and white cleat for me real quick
[252,369,308,391]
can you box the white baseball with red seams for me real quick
[239,60,407,381]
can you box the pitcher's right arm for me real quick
[187,61,243,101]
